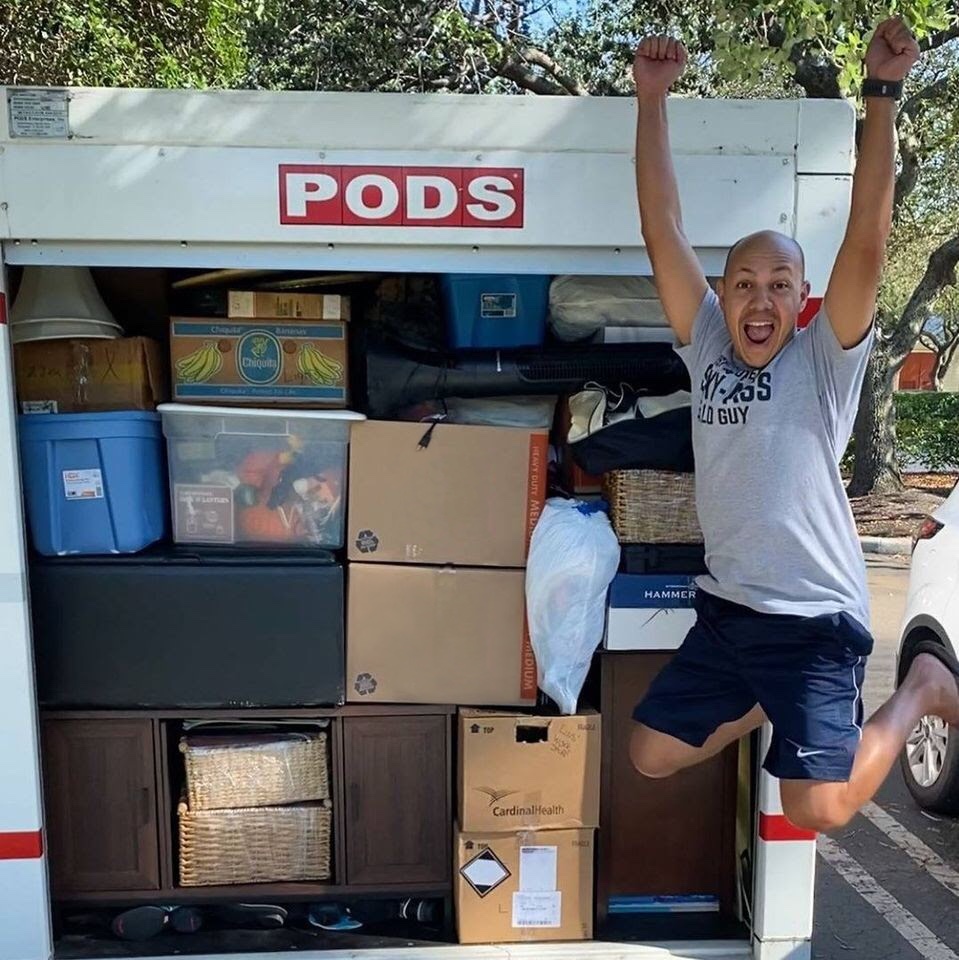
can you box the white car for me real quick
[898,481,959,812]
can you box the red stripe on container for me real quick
[759,813,817,842]
[0,292,7,325]
[0,830,43,860]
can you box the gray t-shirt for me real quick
[676,289,872,628]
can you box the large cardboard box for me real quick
[170,317,348,406]
[348,421,548,567]
[228,290,351,321]
[605,573,698,651]
[458,710,601,832]
[347,564,536,706]
[14,337,167,413]
[455,827,594,944]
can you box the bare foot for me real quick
[908,653,959,725]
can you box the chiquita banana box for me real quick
[170,317,348,407]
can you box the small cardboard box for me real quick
[348,421,548,567]
[605,573,698,651]
[455,827,594,944]
[347,564,536,706]
[14,337,167,414]
[458,710,601,832]
[170,317,347,406]
[227,291,351,321]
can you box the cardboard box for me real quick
[227,290,351,321]
[347,564,536,706]
[458,710,600,832]
[348,421,548,567]
[605,574,698,651]
[170,317,348,406]
[455,827,594,944]
[14,337,167,414]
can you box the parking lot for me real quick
[814,555,959,960]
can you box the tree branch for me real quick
[920,24,959,52]
[890,233,959,361]
[520,47,588,95]
[499,53,570,95]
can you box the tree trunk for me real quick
[847,349,904,496]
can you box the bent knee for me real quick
[629,727,684,779]
[780,785,854,834]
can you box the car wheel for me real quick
[901,710,959,814]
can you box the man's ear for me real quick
[799,279,811,309]
[716,277,726,310]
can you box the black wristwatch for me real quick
[862,78,903,99]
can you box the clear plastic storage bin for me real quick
[158,404,364,549]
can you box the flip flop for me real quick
[170,906,203,933]
[111,905,168,941]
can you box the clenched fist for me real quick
[633,36,687,98]
[865,16,920,81]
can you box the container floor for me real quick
[54,913,749,958]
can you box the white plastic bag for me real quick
[548,275,668,341]
[526,498,621,714]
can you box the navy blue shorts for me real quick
[633,588,874,782]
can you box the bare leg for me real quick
[631,703,765,779]
[781,653,959,833]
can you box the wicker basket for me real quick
[604,469,703,544]
[178,800,332,886]
[180,733,329,811]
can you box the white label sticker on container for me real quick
[63,469,104,500]
[512,891,562,928]
[322,294,343,320]
[519,845,557,892]
[480,293,517,319]
[8,88,70,138]
[21,400,58,414]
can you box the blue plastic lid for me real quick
[19,411,161,425]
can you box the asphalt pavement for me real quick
[813,554,959,960]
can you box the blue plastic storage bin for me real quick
[441,274,550,349]
[18,412,168,556]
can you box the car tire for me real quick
[899,646,959,814]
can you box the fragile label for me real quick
[519,845,557,893]
[8,89,70,139]
[62,469,103,500]
[22,400,58,414]
[174,484,234,543]
[512,891,561,928]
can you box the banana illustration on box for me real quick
[176,341,223,383]
[297,342,344,386]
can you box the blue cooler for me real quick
[18,412,168,556]
[441,274,549,349]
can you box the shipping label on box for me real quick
[227,291,350,321]
[170,318,348,406]
[455,828,593,944]
[605,574,698,651]
[348,421,548,567]
[458,710,600,832]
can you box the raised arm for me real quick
[822,17,919,348]
[633,37,708,346]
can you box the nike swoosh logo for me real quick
[796,747,827,759]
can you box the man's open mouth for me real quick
[744,321,774,345]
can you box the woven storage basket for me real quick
[180,733,329,811]
[178,800,332,886]
[604,469,703,544]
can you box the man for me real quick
[629,18,959,833]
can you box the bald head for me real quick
[724,230,805,280]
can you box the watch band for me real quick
[862,78,903,99]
